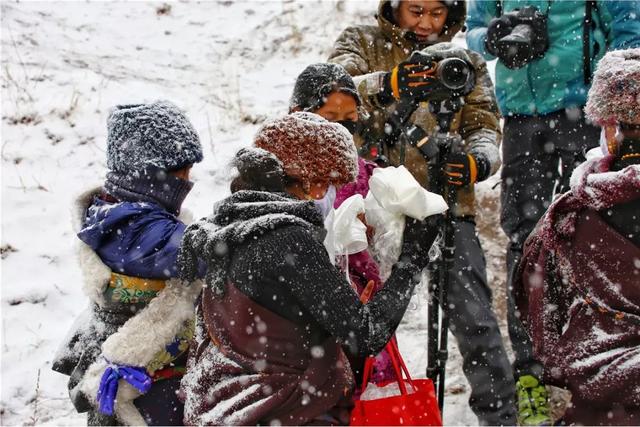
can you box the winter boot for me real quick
[516,375,551,426]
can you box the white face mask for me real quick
[313,185,337,219]
[599,127,610,156]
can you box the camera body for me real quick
[378,50,476,165]
[405,51,476,103]
[496,6,549,69]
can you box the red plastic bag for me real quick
[350,338,442,426]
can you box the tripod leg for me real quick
[426,266,440,384]
[435,216,456,413]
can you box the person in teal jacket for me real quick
[466,1,640,425]
[467,1,640,115]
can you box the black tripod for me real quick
[391,97,466,415]
[423,98,464,415]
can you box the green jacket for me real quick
[328,0,501,217]
[466,0,640,115]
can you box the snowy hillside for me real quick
[1,2,508,425]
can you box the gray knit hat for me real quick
[106,100,203,173]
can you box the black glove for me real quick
[400,215,442,269]
[405,125,440,160]
[380,52,437,105]
[443,152,490,187]
[485,13,518,57]
[486,7,548,69]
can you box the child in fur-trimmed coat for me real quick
[52,100,205,426]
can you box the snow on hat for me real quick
[585,48,640,126]
[289,63,361,112]
[253,112,358,191]
[107,100,203,173]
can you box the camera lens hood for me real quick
[436,58,473,91]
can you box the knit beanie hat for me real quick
[253,112,358,191]
[289,63,361,112]
[106,100,203,173]
[585,48,640,126]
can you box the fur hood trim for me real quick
[72,187,112,306]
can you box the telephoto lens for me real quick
[436,58,473,90]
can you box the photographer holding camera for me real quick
[467,1,640,423]
[329,1,517,425]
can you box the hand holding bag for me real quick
[350,337,442,426]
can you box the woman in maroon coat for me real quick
[514,48,640,425]
[178,112,440,425]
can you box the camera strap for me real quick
[494,1,599,85]
[494,0,552,17]
[583,1,599,85]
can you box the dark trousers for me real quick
[87,378,184,426]
[500,110,599,377]
[436,219,517,426]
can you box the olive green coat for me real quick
[328,0,501,217]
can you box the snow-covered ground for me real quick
[1,2,510,425]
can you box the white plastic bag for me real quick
[365,166,448,279]
[323,194,368,264]
[368,166,448,219]
[364,192,405,280]
[360,381,416,401]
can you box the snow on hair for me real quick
[230,147,286,193]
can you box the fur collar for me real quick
[72,187,112,306]
[543,158,640,246]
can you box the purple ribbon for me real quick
[96,363,152,415]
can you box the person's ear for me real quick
[604,124,621,156]
[169,166,191,181]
